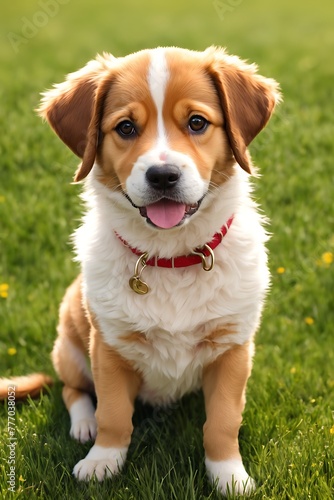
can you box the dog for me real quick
[1,46,280,495]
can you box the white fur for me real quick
[73,444,127,481]
[205,457,256,495]
[75,168,269,406]
[148,47,169,149]
[69,395,96,443]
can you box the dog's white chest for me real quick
[82,232,268,405]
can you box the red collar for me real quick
[115,216,234,269]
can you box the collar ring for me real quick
[191,244,215,271]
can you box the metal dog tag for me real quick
[129,252,149,295]
[129,276,149,295]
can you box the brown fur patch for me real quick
[121,331,150,345]
[83,51,154,188]
[52,275,94,396]
[206,47,280,173]
[202,342,253,461]
[197,324,236,350]
[57,274,90,351]
[38,55,115,162]
[89,325,142,448]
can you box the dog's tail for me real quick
[0,373,53,401]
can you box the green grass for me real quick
[1,0,334,498]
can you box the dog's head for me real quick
[39,47,280,230]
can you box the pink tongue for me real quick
[146,199,186,229]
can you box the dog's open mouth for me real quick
[139,199,200,229]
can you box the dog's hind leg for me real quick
[52,275,97,443]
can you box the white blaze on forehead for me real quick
[148,48,169,149]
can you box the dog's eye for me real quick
[188,115,209,134]
[115,120,137,138]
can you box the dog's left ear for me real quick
[207,47,281,173]
[38,54,115,182]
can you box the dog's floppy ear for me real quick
[38,54,115,182]
[207,47,281,173]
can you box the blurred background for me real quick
[2,0,333,98]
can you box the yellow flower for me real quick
[7,347,17,356]
[0,283,9,298]
[277,267,285,274]
[330,425,334,435]
[19,475,26,482]
[290,367,297,374]
[322,252,333,265]
[305,317,314,325]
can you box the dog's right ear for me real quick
[38,54,115,182]
[207,47,281,174]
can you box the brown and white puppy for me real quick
[2,46,280,495]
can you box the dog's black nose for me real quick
[146,165,181,190]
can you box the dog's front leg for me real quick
[203,341,256,496]
[73,327,142,481]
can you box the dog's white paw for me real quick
[70,417,97,443]
[73,445,127,481]
[206,457,256,496]
[69,395,97,443]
